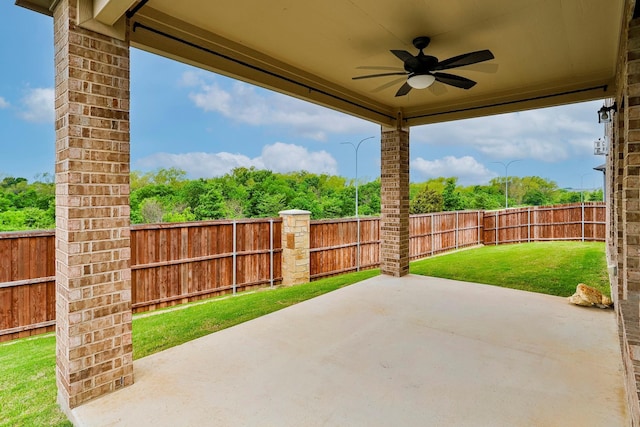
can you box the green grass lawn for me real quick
[0,241,609,426]
[410,241,609,297]
[0,269,379,427]
[133,269,380,359]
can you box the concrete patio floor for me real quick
[72,275,629,427]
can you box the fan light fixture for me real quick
[598,103,617,123]
[407,73,436,89]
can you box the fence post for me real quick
[495,211,499,245]
[232,221,237,295]
[455,211,459,249]
[357,217,361,272]
[269,219,274,288]
[431,214,435,256]
[279,209,311,286]
[528,207,531,243]
[581,202,585,242]
[477,211,481,245]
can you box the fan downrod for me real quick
[412,36,431,51]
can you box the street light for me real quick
[491,160,522,208]
[341,136,375,218]
[342,136,375,271]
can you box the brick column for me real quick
[610,106,624,303]
[623,18,640,296]
[279,209,310,285]
[609,12,640,427]
[380,125,410,277]
[53,0,132,411]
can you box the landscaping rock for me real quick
[568,283,612,308]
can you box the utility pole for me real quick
[492,160,522,208]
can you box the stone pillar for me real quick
[53,0,132,411]
[279,209,310,285]
[380,125,410,277]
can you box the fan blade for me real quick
[434,50,494,71]
[391,50,414,63]
[352,72,406,80]
[371,77,406,93]
[395,81,412,97]
[356,65,404,71]
[434,72,477,89]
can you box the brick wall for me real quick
[380,126,410,277]
[607,4,640,425]
[53,0,133,410]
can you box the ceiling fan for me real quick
[353,36,495,97]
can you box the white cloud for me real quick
[135,142,338,178]
[261,142,337,174]
[411,156,497,185]
[179,70,203,87]
[19,88,54,123]
[0,96,9,109]
[184,71,374,141]
[411,100,602,162]
[136,151,262,178]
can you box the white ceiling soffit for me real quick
[17,0,626,127]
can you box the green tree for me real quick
[194,186,227,220]
[410,186,443,214]
[442,178,463,211]
[523,189,551,206]
[256,193,287,217]
[139,198,164,223]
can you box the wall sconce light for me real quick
[598,103,617,123]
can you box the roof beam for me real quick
[15,0,54,16]
[93,0,136,25]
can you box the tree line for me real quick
[0,168,603,231]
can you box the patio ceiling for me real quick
[19,0,624,127]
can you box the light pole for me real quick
[342,136,375,271]
[580,173,593,202]
[341,136,375,218]
[492,160,522,208]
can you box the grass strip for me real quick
[132,269,379,359]
[0,268,379,427]
[410,241,609,297]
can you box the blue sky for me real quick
[0,3,606,190]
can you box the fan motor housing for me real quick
[404,55,438,74]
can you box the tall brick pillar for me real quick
[279,209,311,285]
[380,125,410,277]
[53,0,133,411]
[611,105,624,303]
[623,18,640,297]
[607,11,640,426]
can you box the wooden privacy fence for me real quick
[310,218,381,279]
[409,211,484,261]
[483,202,605,245]
[0,231,56,341]
[130,219,282,313]
[309,211,485,279]
[0,218,282,341]
[0,202,605,342]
